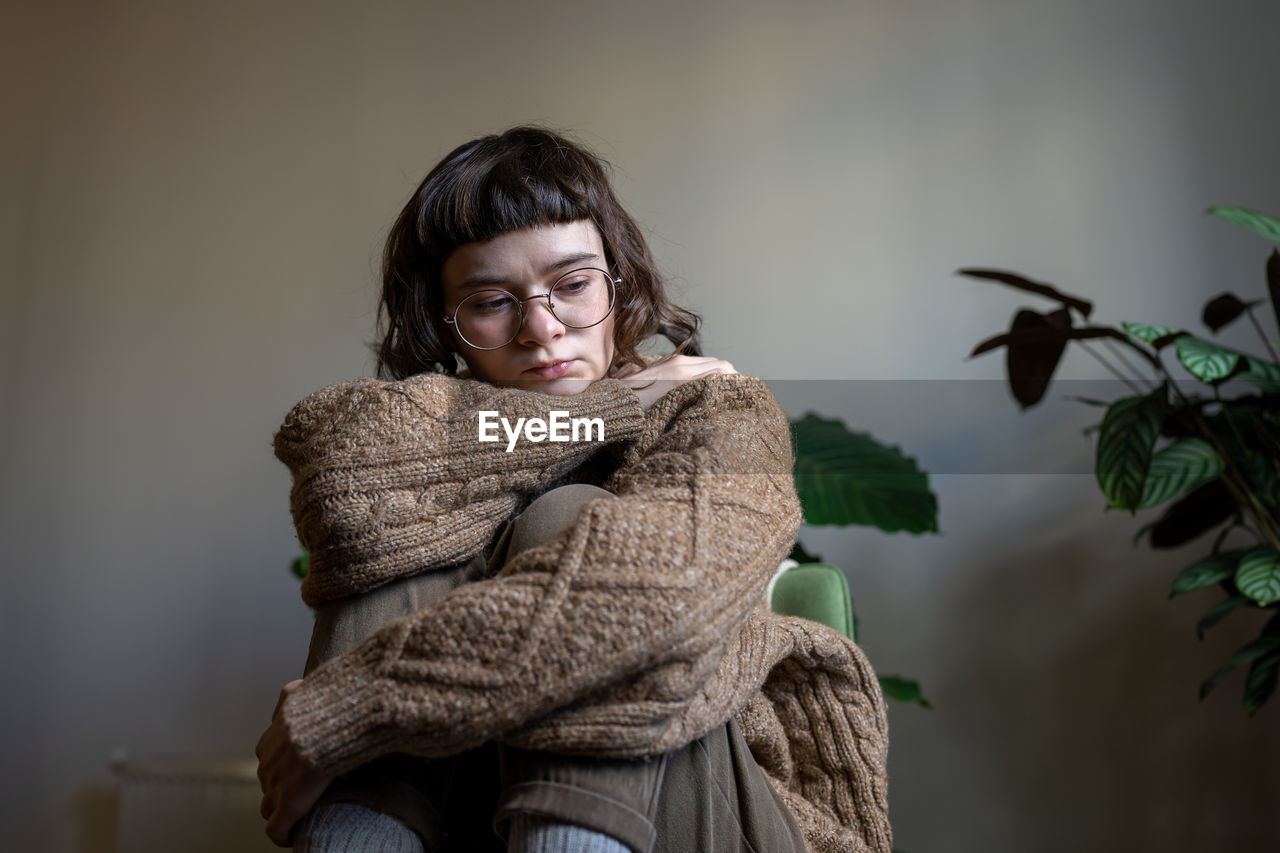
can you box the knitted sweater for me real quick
[274,371,892,853]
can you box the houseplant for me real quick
[958,205,1280,714]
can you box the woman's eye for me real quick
[558,273,603,295]
[474,295,514,312]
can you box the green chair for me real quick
[768,560,856,641]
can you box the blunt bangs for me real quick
[418,133,608,256]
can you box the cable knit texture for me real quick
[274,369,891,853]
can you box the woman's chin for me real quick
[494,374,592,396]
[532,376,595,396]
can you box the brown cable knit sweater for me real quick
[274,371,891,853]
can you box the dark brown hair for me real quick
[373,126,701,380]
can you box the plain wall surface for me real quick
[4,0,1279,850]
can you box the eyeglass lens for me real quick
[454,268,615,349]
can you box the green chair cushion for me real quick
[769,562,856,641]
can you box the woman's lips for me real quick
[526,360,574,379]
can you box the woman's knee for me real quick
[505,484,616,556]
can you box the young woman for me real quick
[256,127,891,853]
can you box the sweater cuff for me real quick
[569,378,646,445]
[282,646,400,777]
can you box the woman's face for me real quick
[441,220,617,395]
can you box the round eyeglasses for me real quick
[443,267,619,350]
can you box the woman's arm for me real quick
[276,373,647,605]
[277,373,801,776]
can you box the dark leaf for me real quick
[1065,395,1113,407]
[969,326,1131,358]
[1221,354,1256,384]
[1196,595,1251,641]
[879,674,934,709]
[1005,308,1071,409]
[1269,249,1280,335]
[1152,332,1188,350]
[1143,477,1236,549]
[1199,634,1280,700]
[1202,292,1259,334]
[1244,613,1280,714]
[956,268,1093,318]
[1244,647,1280,714]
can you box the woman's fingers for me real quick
[272,679,303,718]
[256,678,329,845]
[616,355,738,410]
[622,355,736,383]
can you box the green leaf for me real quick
[1122,322,1177,345]
[879,674,933,709]
[1097,386,1168,510]
[1200,634,1280,700]
[1196,594,1251,640]
[291,549,309,580]
[791,413,939,534]
[1170,549,1247,597]
[1235,547,1280,605]
[1236,356,1280,394]
[1244,647,1280,714]
[1138,439,1225,509]
[1208,206,1280,244]
[1174,335,1241,383]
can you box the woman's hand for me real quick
[613,355,737,410]
[255,679,334,847]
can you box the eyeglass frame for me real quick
[442,266,621,351]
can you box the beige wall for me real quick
[4,0,1279,850]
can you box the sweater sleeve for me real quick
[274,373,646,605]
[279,373,802,776]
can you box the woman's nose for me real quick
[516,297,565,345]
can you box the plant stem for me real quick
[1245,307,1280,363]
[1194,400,1280,550]
[1248,414,1280,488]
[1211,521,1242,554]
[1098,337,1154,387]
[1075,340,1148,395]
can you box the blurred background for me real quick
[4,0,1279,850]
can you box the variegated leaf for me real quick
[1175,335,1241,383]
[1097,387,1168,510]
[1139,439,1225,509]
[1236,548,1280,605]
